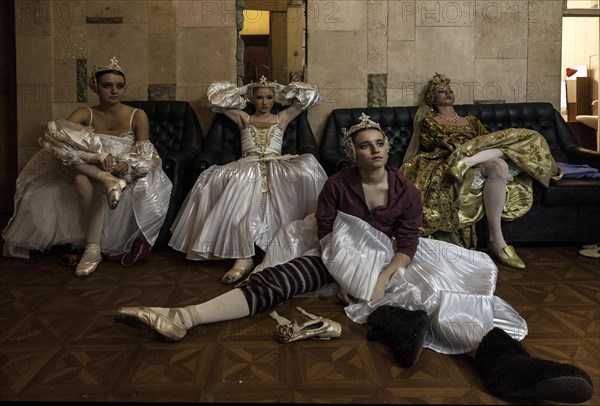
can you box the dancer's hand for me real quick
[101,154,115,171]
[111,161,129,177]
[337,287,356,305]
[371,274,390,302]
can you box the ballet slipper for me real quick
[99,172,127,210]
[74,244,102,276]
[221,258,254,285]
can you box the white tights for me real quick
[151,289,251,329]
[73,163,117,248]
[460,149,509,251]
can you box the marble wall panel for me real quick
[307,0,367,31]
[368,1,388,74]
[14,0,51,35]
[528,0,563,42]
[475,11,527,59]
[176,27,237,86]
[308,30,368,92]
[388,0,415,41]
[149,33,177,84]
[149,0,176,34]
[50,58,78,103]
[414,0,476,27]
[310,87,368,144]
[176,0,237,28]
[474,58,528,103]
[387,40,415,90]
[413,26,475,94]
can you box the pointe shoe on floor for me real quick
[581,242,600,250]
[75,244,102,276]
[221,258,254,285]
[579,246,600,258]
[269,307,342,344]
[100,172,127,209]
[487,243,526,270]
[447,160,468,183]
[114,306,188,342]
[121,238,153,267]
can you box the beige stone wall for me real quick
[14,0,564,169]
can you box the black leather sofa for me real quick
[193,104,319,175]
[320,102,600,244]
[123,100,204,247]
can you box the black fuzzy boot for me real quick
[474,327,594,403]
[366,305,428,368]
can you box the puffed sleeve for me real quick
[39,119,108,167]
[203,81,248,113]
[276,81,320,110]
[118,140,161,181]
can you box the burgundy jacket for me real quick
[315,166,423,259]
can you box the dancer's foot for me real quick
[121,238,153,267]
[487,243,525,269]
[115,306,188,342]
[221,258,254,285]
[74,243,102,276]
[99,172,127,209]
[475,327,593,403]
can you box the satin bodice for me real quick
[241,122,284,158]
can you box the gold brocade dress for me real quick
[400,115,562,248]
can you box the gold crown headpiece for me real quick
[341,113,387,163]
[424,72,451,107]
[249,75,279,90]
[88,56,127,93]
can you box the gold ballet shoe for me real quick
[221,258,254,285]
[74,244,102,276]
[447,160,468,183]
[487,243,526,270]
[114,306,188,342]
[269,306,342,344]
[100,172,127,210]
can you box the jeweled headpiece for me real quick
[88,56,127,93]
[424,72,451,107]
[248,75,279,91]
[341,113,388,163]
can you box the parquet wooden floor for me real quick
[0,238,598,404]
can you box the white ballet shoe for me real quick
[75,244,102,276]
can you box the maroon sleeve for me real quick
[392,176,423,259]
[315,178,340,240]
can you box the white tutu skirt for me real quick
[255,211,528,355]
[169,153,327,260]
[2,134,172,258]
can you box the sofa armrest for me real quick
[566,146,600,170]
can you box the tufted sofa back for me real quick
[320,102,584,176]
[121,100,204,246]
[122,100,203,162]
